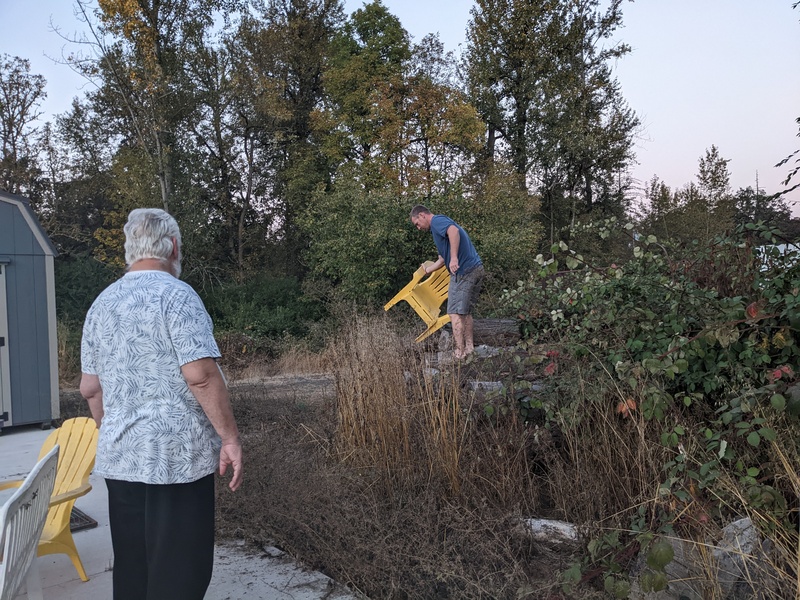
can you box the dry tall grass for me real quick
[543,374,668,527]
[327,313,549,514]
[322,315,800,597]
[327,315,416,494]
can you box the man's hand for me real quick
[219,437,243,491]
[423,257,445,275]
[449,257,459,273]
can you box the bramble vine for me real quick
[498,219,800,595]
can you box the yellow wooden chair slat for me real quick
[0,418,98,582]
[384,261,451,342]
[0,418,99,582]
[36,417,98,582]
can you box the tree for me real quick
[75,0,228,213]
[459,160,542,290]
[695,145,735,239]
[638,175,675,240]
[775,2,799,195]
[733,185,791,229]
[697,145,731,209]
[300,166,430,302]
[229,0,344,276]
[403,35,484,199]
[181,39,273,279]
[325,4,484,197]
[463,0,639,241]
[535,0,638,223]
[45,100,117,252]
[463,0,557,177]
[0,55,46,196]
[325,0,411,183]
[638,148,739,245]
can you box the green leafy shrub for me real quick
[55,254,120,322]
[501,219,800,594]
[201,275,325,340]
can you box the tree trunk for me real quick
[472,318,520,346]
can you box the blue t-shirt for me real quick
[430,215,481,275]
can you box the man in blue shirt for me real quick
[410,205,485,359]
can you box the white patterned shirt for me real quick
[81,270,222,484]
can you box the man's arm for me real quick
[79,373,104,429]
[447,225,461,273]
[182,358,243,491]
[423,256,445,274]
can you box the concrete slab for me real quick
[1,425,361,600]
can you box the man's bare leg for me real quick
[464,314,475,357]
[450,314,465,359]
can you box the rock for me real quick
[629,536,702,600]
[468,381,503,392]
[472,344,501,358]
[629,518,778,599]
[437,329,453,352]
[714,518,775,599]
[518,518,579,546]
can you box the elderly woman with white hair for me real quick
[80,208,243,600]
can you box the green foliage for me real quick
[55,254,120,322]
[201,274,324,339]
[464,0,639,233]
[733,185,793,230]
[326,0,411,166]
[458,162,543,291]
[300,170,429,303]
[0,54,47,196]
[645,538,674,570]
[636,147,770,247]
[501,220,800,591]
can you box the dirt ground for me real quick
[59,371,578,600]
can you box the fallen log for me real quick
[472,318,520,346]
[424,318,521,350]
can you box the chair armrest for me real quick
[50,483,93,507]
[0,479,23,491]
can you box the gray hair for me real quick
[124,208,182,267]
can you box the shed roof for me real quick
[0,191,58,257]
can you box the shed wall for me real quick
[0,197,57,426]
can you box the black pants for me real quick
[105,474,215,600]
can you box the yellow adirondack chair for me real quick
[0,417,98,582]
[384,261,451,342]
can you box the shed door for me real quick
[0,263,10,426]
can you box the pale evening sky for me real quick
[3,0,799,210]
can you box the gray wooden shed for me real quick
[0,191,59,428]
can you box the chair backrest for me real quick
[406,267,450,325]
[38,418,98,539]
[0,445,59,600]
[384,262,451,340]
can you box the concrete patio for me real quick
[1,425,360,600]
